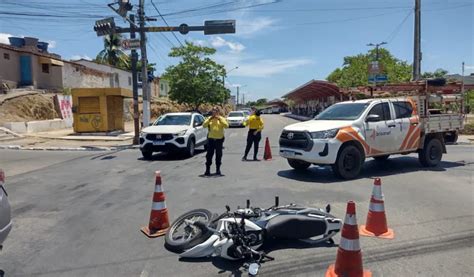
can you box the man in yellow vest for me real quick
[242,108,264,161]
[203,107,229,176]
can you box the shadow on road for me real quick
[137,149,206,161]
[277,157,467,183]
[178,239,336,276]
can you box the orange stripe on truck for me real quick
[337,127,384,155]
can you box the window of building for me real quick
[42,63,50,73]
[128,76,132,86]
[3,53,10,60]
[393,101,413,119]
[161,84,164,90]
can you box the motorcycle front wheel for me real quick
[164,209,213,253]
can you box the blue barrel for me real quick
[37,41,49,52]
[8,37,25,47]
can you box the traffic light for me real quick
[204,20,236,35]
[94,17,116,36]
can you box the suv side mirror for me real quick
[366,114,381,122]
[193,121,201,127]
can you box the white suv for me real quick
[140,112,208,159]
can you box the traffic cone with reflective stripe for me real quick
[141,171,170,238]
[360,178,394,239]
[263,137,273,160]
[326,201,372,277]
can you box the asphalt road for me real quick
[0,114,473,277]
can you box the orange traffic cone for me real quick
[360,178,394,239]
[0,169,5,184]
[326,201,372,277]
[264,137,273,160]
[141,171,170,238]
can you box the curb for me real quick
[0,144,140,151]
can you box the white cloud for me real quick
[46,40,56,49]
[236,17,277,37]
[70,54,92,61]
[0,33,13,44]
[210,36,245,53]
[465,65,474,70]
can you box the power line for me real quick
[385,10,413,43]
[150,0,184,47]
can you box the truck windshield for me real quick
[315,103,369,120]
[154,115,191,126]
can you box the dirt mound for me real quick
[0,93,59,125]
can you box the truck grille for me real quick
[279,131,313,151]
[146,134,174,141]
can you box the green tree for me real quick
[255,98,268,106]
[327,48,412,88]
[95,34,129,70]
[422,68,448,79]
[162,41,230,110]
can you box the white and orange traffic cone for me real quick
[360,178,394,239]
[326,201,372,277]
[141,171,170,238]
[263,137,273,161]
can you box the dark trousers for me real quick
[244,129,261,159]
[206,138,224,167]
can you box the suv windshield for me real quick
[154,115,191,126]
[315,103,369,120]
[228,112,244,117]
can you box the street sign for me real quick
[369,74,388,83]
[121,39,141,50]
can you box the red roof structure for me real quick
[283,80,344,103]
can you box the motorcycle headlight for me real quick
[174,130,187,136]
[310,128,339,139]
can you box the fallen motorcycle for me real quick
[164,197,342,276]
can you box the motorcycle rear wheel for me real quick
[165,209,213,253]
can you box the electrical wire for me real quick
[385,10,414,43]
[150,0,184,47]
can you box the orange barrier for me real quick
[264,137,273,160]
[141,171,170,238]
[326,201,372,277]
[360,178,394,239]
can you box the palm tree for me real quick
[95,34,129,69]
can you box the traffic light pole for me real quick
[139,0,151,127]
[130,14,140,145]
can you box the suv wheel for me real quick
[287,159,311,171]
[419,138,443,167]
[332,145,364,179]
[186,138,195,157]
[142,150,153,160]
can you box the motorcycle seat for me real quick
[266,214,327,239]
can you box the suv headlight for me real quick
[174,130,187,136]
[310,128,339,139]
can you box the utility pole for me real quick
[139,0,150,127]
[413,0,421,81]
[236,86,240,107]
[242,94,245,106]
[130,14,140,145]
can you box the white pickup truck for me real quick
[279,96,464,179]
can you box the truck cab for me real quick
[279,97,462,179]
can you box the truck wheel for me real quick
[287,159,311,171]
[373,155,390,161]
[419,138,443,167]
[332,145,363,180]
[142,150,153,160]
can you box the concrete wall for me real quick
[32,55,63,90]
[159,79,170,97]
[74,60,132,91]
[0,48,21,88]
[3,119,67,133]
[63,62,111,88]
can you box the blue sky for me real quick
[1,0,473,101]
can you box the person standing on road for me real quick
[203,107,229,176]
[242,108,264,161]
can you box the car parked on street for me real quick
[226,111,247,127]
[0,169,12,249]
[140,112,208,159]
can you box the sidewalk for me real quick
[0,121,138,151]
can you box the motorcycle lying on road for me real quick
[164,197,342,276]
